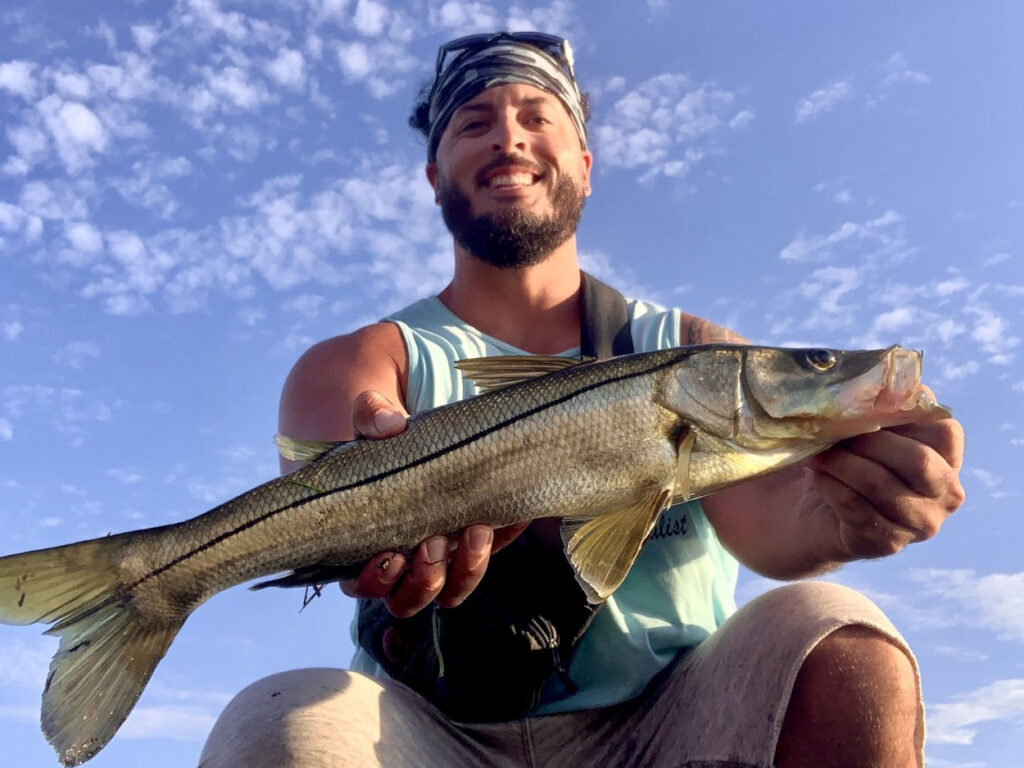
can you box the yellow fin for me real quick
[0,535,182,766]
[455,354,587,393]
[274,433,345,462]
[560,488,672,604]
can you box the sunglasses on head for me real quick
[433,31,578,84]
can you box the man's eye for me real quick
[460,120,486,132]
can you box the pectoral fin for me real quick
[675,428,696,502]
[455,354,588,393]
[560,488,672,604]
[274,434,347,462]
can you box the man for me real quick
[201,33,964,767]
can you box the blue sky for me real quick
[1,1,1021,765]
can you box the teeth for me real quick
[488,174,534,188]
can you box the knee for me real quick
[800,625,918,705]
[776,626,922,767]
[199,668,363,768]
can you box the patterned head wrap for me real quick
[426,35,588,162]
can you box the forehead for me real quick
[453,82,563,113]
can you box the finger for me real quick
[492,521,530,554]
[811,469,917,559]
[340,552,408,598]
[385,536,448,618]
[352,390,409,439]
[883,417,965,471]
[435,526,493,609]
[823,426,963,505]
[810,445,942,539]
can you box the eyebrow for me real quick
[454,96,552,115]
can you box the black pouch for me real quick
[356,271,634,721]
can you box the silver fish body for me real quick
[0,344,949,765]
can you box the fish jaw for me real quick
[816,346,951,439]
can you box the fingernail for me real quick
[374,409,406,434]
[468,527,492,555]
[425,536,447,564]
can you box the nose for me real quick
[490,111,527,153]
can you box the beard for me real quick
[436,166,586,269]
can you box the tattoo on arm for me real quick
[681,313,750,346]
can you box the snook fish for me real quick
[0,344,950,765]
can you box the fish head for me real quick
[737,345,951,444]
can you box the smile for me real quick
[485,173,538,189]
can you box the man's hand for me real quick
[805,414,965,562]
[338,390,529,618]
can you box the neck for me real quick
[438,237,583,354]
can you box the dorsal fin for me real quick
[273,434,347,462]
[455,354,587,393]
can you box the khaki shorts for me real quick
[199,581,922,768]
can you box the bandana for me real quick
[426,40,588,162]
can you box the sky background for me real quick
[1,1,1021,766]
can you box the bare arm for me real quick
[278,323,526,617]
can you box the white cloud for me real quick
[53,340,101,369]
[967,305,1019,355]
[881,52,930,89]
[120,705,218,741]
[65,221,103,253]
[874,306,915,333]
[204,65,269,111]
[942,360,979,380]
[0,417,12,440]
[0,59,37,99]
[928,678,1024,745]
[794,80,853,123]
[594,73,740,182]
[429,0,499,30]
[908,568,1024,642]
[131,24,160,52]
[107,467,142,484]
[729,110,754,130]
[779,210,908,263]
[2,321,23,341]
[36,95,109,173]
[970,468,1001,489]
[52,70,92,100]
[265,49,306,90]
[0,637,52,687]
[353,0,389,36]
[283,293,326,319]
[336,41,417,97]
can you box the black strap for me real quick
[579,271,634,359]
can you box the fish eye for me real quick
[805,349,837,371]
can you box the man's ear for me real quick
[425,163,439,203]
[581,150,594,196]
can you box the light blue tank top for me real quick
[350,295,739,714]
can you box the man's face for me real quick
[427,83,593,268]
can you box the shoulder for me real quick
[678,312,750,346]
[279,322,407,444]
[286,322,406,387]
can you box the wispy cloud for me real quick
[880,52,930,90]
[779,210,908,263]
[928,678,1024,745]
[794,80,853,123]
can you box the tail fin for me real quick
[0,537,181,766]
